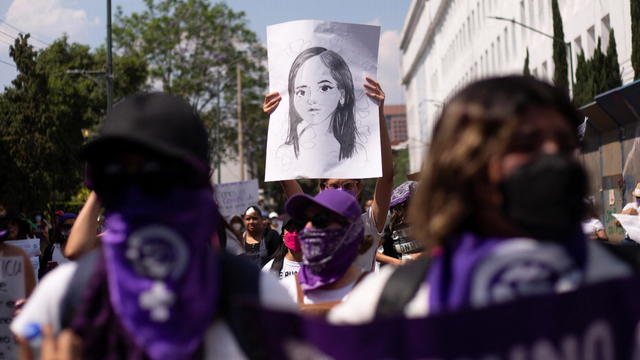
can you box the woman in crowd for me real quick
[242,205,281,267]
[279,189,369,316]
[329,75,633,324]
[262,215,305,279]
[39,212,76,278]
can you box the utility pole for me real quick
[237,64,244,181]
[106,0,114,115]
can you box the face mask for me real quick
[283,232,301,252]
[102,187,219,360]
[499,154,587,241]
[297,218,364,291]
[231,223,242,232]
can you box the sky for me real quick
[0,0,411,104]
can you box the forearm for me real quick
[375,252,402,266]
[280,180,304,199]
[371,106,394,232]
[65,192,101,259]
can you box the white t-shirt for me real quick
[352,208,383,273]
[279,273,360,304]
[329,239,631,325]
[582,218,605,240]
[12,260,296,359]
[623,201,640,212]
[51,244,70,265]
[262,258,302,280]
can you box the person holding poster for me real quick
[11,93,295,359]
[0,214,35,358]
[329,76,635,324]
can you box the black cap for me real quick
[82,93,210,174]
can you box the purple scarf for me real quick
[298,218,364,291]
[427,231,587,314]
[101,187,219,360]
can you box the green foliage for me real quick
[0,35,147,214]
[113,0,271,195]
[632,0,640,80]
[572,33,623,107]
[393,148,409,188]
[551,0,569,93]
[523,48,531,76]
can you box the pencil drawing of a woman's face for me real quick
[293,56,344,126]
[285,47,357,161]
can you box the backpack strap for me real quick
[219,252,265,360]
[60,249,101,329]
[374,256,431,318]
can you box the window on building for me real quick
[520,1,526,39]
[574,36,583,56]
[542,61,548,80]
[504,27,509,62]
[587,25,595,57]
[497,36,502,69]
[601,14,611,50]
[511,22,517,56]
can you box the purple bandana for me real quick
[298,218,364,291]
[102,187,219,360]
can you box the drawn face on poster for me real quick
[265,20,381,181]
[286,47,357,161]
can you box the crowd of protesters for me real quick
[2,68,640,359]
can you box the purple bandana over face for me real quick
[298,218,364,291]
[102,187,219,360]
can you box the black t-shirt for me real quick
[242,228,282,268]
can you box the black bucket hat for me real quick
[82,92,210,175]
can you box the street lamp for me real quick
[487,16,574,91]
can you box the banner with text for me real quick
[0,256,26,359]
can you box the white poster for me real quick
[6,239,40,279]
[214,179,260,218]
[613,214,640,242]
[265,20,381,181]
[0,256,26,359]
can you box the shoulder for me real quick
[11,261,78,336]
[259,271,297,312]
[278,275,298,303]
[623,202,638,211]
[261,259,274,272]
[328,264,429,324]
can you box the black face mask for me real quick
[499,154,587,241]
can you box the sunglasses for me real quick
[320,181,359,191]
[308,212,348,229]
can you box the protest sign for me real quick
[246,276,640,359]
[214,179,260,218]
[613,214,640,242]
[5,239,40,280]
[0,256,26,359]
[265,20,381,181]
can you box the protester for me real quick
[0,214,36,294]
[329,76,633,323]
[264,77,393,273]
[229,215,245,234]
[582,200,608,242]
[279,189,367,316]
[39,213,76,278]
[217,214,245,256]
[377,181,422,267]
[618,182,640,244]
[262,215,305,279]
[242,205,281,267]
[12,92,294,359]
[2,211,30,240]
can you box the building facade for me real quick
[384,104,408,146]
[401,0,636,173]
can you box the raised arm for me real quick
[64,191,101,259]
[364,78,394,233]
[263,92,305,199]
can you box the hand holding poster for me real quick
[265,20,381,181]
[214,179,260,218]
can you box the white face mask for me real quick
[231,223,242,231]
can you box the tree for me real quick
[551,0,569,93]
[523,48,531,76]
[573,50,592,106]
[0,35,147,214]
[605,30,622,90]
[113,0,272,197]
[631,0,640,80]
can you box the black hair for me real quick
[286,47,357,160]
